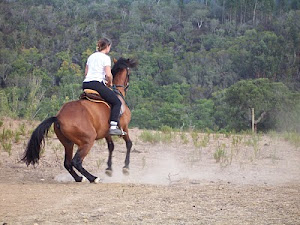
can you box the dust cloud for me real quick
[54,132,300,186]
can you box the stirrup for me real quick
[109,127,126,136]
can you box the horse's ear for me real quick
[113,58,117,63]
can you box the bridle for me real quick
[113,67,130,92]
[112,67,130,96]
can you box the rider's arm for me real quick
[105,66,113,87]
[85,65,88,76]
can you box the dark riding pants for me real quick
[82,81,121,123]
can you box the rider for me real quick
[82,38,123,135]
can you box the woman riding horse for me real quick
[22,55,137,183]
[83,38,123,135]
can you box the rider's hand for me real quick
[106,80,112,87]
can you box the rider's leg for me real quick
[82,81,123,135]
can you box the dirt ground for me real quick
[0,118,299,225]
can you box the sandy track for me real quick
[1,180,299,225]
[0,122,299,224]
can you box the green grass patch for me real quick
[139,130,161,144]
[139,129,175,144]
[282,132,300,149]
[2,142,12,156]
[214,143,226,163]
[180,132,189,144]
[244,134,261,159]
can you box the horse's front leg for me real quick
[105,136,114,177]
[122,134,132,175]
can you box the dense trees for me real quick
[0,0,299,132]
[213,79,300,132]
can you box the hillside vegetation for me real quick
[0,0,299,132]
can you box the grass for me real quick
[232,135,243,147]
[96,158,105,169]
[213,143,226,163]
[282,132,300,149]
[0,119,52,157]
[0,128,14,156]
[180,132,189,144]
[52,143,62,162]
[244,133,261,159]
[0,128,14,140]
[18,123,26,136]
[160,125,172,133]
[200,133,210,147]
[139,130,161,144]
[2,142,12,156]
[139,129,176,144]
[14,132,21,143]
[191,131,198,147]
[1,117,299,170]
[191,132,211,148]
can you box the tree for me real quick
[213,79,299,131]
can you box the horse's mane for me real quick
[111,57,138,77]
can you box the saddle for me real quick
[80,89,110,107]
[80,89,125,115]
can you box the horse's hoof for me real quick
[93,177,101,184]
[81,177,88,183]
[122,167,129,176]
[105,169,113,177]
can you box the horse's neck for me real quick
[116,86,125,97]
[113,77,126,97]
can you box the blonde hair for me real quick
[97,38,112,51]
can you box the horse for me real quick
[22,57,138,183]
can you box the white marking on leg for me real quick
[93,177,101,184]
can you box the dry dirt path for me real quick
[0,121,299,224]
[1,179,299,225]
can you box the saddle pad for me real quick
[80,91,110,107]
[83,89,99,95]
[79,91,124,116]
[85,97,110,108]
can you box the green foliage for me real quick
[213,79,300,132]
[0,0,299,133]
[190,99,216,130]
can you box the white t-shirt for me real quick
[83,52,111,83]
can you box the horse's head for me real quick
[111,57,138,96]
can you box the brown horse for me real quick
[22,58,138,183]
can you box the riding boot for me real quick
[109,121,126,135]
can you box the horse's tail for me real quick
[22,117,57,166]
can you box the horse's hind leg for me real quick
[105,136,114,177]
[72,143,100,183]
[54,126,84,182]
[122,134,132,175]
[64,149,85,182]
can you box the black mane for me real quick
[111,57,137,77]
